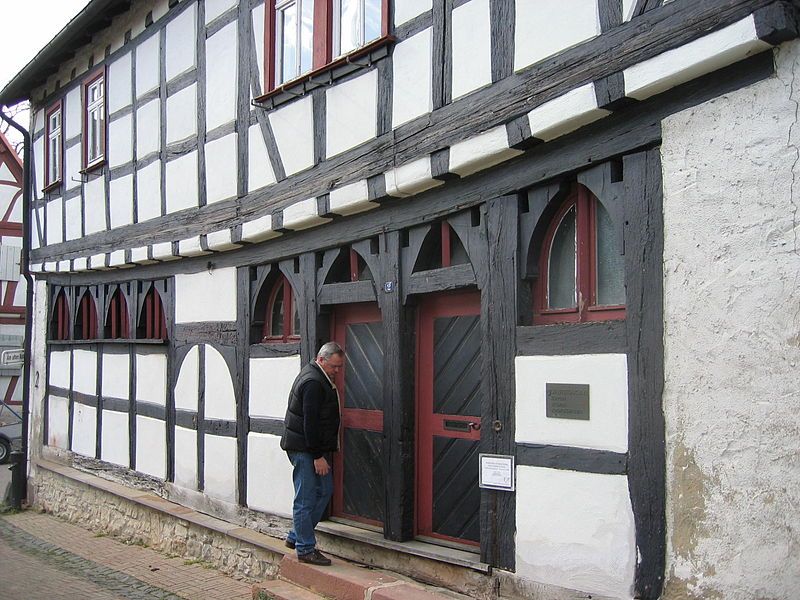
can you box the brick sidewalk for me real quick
[0,511,253,599]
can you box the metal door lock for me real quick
[468,422,481,431]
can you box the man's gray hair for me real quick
[317,341,344,360]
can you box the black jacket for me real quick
[280,362,340,458]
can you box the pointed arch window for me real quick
[534,184,625,324]
[252,272,300,344]
[74,291,98,340]
[137,286,167,340]
[105,288,130,339]
[50,290,70,340]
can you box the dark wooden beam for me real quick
[516,443,628,475]
[405,263,476,296]
[517,320,627,356]
[318,280,377,305]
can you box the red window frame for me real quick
[51,290,70,341]
[261,273,300,343]
[44,100,63,190]
[263,0,391,94]
[75,291,98,340]
[138,287,168,340]
[82,67,107,171]
[533,184,625,324]
[106,288,130,339]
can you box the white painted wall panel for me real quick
[204,434,237,503]
[451,0,491,99]
[102,351,130,399]
[174,267,237,323]
[136,161,162,222]
[101,409,129,467]
[65,144,81,191]
[175,345,199,411]
[136,99,161,158]
[136,415,166,479]
[109,174,134,229]
[73,349,98,395]
[109,113,133,168]
[71,403,97,457]
[269,96,314,176]
[33,138,43,199]
[49,350,72,389]
[166,4,197,80]
[514,0,600,71]
[205,133,238,203]
[108,52,133,113]
[326,70,378,158]
[392,29,433,128]
[135,352,167,406]
[252,3,265,93]
[47,395,69,449]
[84,176,106,235]
[247,123,276,191]
[395,0,432,26]
[207,0,238,24]
[248,355,301,418]
[165,151,199,213]
[247,433,293,517]
[515,354,628,452]
[64,87,82,140]
[206,22,238,130]
[204,346,236,421]
[166,84,198,143]
[45,199,63,245]
[136,33,160,97]
[174,426,197,489]
[516,467,635,599]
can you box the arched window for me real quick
[50,290,70,340]
[74,290,98,340]
[413,221,470,273]
[105,288,129,339]
[137,286,167,340]
[534,184,625,324]
[253,272,300,344]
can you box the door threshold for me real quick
[318,519,490,574]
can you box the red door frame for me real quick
[330,301,383,526]
[415,290,481,546]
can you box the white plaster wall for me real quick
[206,22,238,130]
[269,97,314,176]
[84,176,107,235]
[451,0,491,100]
[136,99,161,158]
[247,432,293,517]
[135,352,167,406]
[251,3,265,93]
[165,151,199,213]
[102,351,130,399]
[174,267,237,323]
[109,113,134,168]
[660,41,800,599]
[108,52,133,113]
[205,133,238,203]
[47,395,69,448]
[65,144,82,191]
[175,345,199,411]
[516,466,635,599]
[166,4,197,81]
[247,123,276,191]
[64,88,82,140]
[136,161,162,222]
[71,403,97,457]
[136,415,166,479]
[136,33,160,97]
[514,0,600,71]
[204,434,237,503]
[207,0,238,24]
[395,0,431,26]
[515,354,628,452]
[49,350,71,389]
[326,70,378,158]
[248,355,301,418]
[73,349,98,396]
[33,138,43,195]
[204,346,236,421]
[174,426,197,490]
[109,175,134,228]
[101,409,129,467]
[45,199,63,245]
[166,84,198,143]
[392,29,433,128]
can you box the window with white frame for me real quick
[45,103,62,187]
[83,70,106,168]
[275,0,315,86]
[334,0,382,57]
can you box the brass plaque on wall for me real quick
[546,383,590,420]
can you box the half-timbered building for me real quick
[1,0,799,598]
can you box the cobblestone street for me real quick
[0,511,253,599]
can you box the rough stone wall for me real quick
[661,41,800,599]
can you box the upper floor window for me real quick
[334,0,382,57]
[275,0,314,86]
[533,184,625,324]
[45,102,62,188]
[83,69,106,169]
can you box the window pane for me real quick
[364,0,381,43]
[547,206,577,310]
[595,201,625,306]
[278,4,297,83]
[292,296,300,335]
[271,282,285,337]
[300,0,314,73]
[339,0,360,55]
[89,109,101,162]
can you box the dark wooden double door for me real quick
[331,292,481,547]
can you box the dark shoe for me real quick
[285,539,295,550]
[297,549,332,566]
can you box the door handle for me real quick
[468,422,481,431]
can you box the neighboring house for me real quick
[0,131,25,409]
[0,0,798,598]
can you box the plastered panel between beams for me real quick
[247,433,293,517]
[33,139,43,202]
[252,3,265,93]
[174,426,198,490]
[247,123,276,191]
[136,161,162,222]
[136,99,161,158]
[47,396,69,449]
[206,22,239,131]
[101,409,129,467]
[395,0,432,26]
[204,434,237,503]
[174,267,237,323]
[71,403,97,457]
[451,0,492,100]
[515,467,635,599]
[84,176,107,235]
[204,345,236,421]
[65,144,81,191]
[64,87,82,140]
[269,96,314,176]
[248,355,301,418]
[136,415,166,479]
[109,113,134,168]
[73,348,98,395]
[175,345,199,411]
[206,0,238,24]
[392,29,433,128]
[136,33,160,97]
[45,199,63,246]
[135,352,167,406]
[109,174,134,229]
[166,151,199,213]
[49,350,72,389]
[205,133,238,204]
[166,84,198,143]
[166,3,197,81]
[108,52,133,113]
[326,70,378,158]
[102,351,130,399]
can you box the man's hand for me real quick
[313,457,330,476]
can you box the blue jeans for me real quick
[286,451,333,556]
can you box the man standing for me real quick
[280,342,344,566]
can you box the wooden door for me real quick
[331,302,385,526]
[416,291,481,547]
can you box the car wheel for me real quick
[0,438,9,465]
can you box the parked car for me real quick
[0,420,21,464]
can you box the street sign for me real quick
[1,348,24,367]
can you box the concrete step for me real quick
[252,578,326,600]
